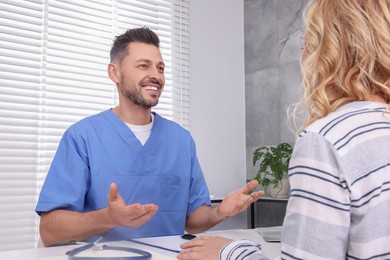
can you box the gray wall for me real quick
[189,0,309,229]
[244,0,308,181]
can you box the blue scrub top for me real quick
[36,110,211,241]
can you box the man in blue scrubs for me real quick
[35,27,263,247]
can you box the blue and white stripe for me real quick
[219,101,390,260]
[220,240,267,260]
[282,101,390,259]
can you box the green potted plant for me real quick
[252,142,293,197]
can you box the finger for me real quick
[242,180,259,193]
[180,241,195,249]
[128,210,157,227]
[180,240,198,249]
[177,250,199,260]
[126,204,158,226]
[250,190,264,200]
[233,194,261,213]
[235,196,255,211]
[180,236,208,249]
[127,203,157,213]
[143,204,158,215]
[107,183,118,201]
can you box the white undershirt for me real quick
[125,114,154,145]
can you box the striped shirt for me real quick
[221,101,390,259]
[220,240,267,260]
[282,101,390,259]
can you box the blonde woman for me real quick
[178,0,390,259]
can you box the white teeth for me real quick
[145,86,158,91]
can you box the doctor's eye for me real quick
[157,66,165,73]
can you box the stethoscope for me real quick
[65,233,152,260]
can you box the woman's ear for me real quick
[108,63,120,84]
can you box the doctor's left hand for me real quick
[106,182,158,228]
[217,180,263,218]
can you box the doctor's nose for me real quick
[149,67,164,82]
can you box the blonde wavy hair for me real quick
[296,0,390,130]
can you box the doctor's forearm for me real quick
[185,206,228,234]
[39,209,114,247]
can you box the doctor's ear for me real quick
[108,63,120,84]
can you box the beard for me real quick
[119,75,160,109]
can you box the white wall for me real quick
[189,0,247,229]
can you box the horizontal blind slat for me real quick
[0,0,190,252]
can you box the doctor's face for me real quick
[115,42,165,109]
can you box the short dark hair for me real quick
[110,27,160,63]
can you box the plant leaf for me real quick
[251,143,293,189]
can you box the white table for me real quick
[0,229,280,259]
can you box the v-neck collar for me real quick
[101,109,162,156]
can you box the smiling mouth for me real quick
[144,85,159,91]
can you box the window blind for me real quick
[0,0,190,251]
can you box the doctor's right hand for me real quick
[107,182,158,228]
